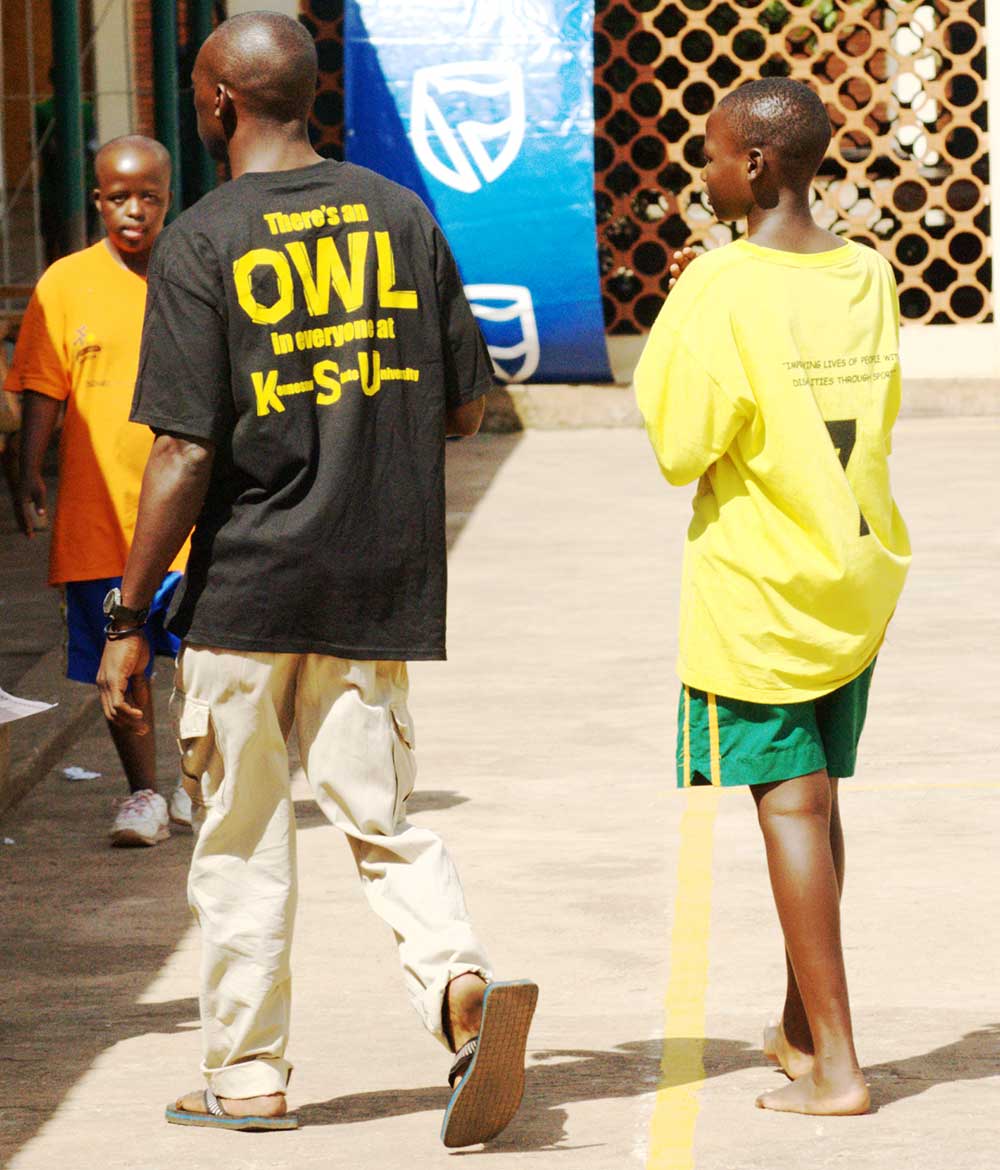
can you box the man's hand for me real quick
[95,430,210,733]
[97,635,152,732]
[668,246,698,290]
[446,395,485,438]
[14,471,47,537]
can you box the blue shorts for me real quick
[63,573,183,685]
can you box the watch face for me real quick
[102,588,121,617]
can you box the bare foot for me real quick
[755,1068,869,1115]
[174,1090,287,1118]
[763,1019,814,1080]
[444,972,487,1051]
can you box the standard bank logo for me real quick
[465,284,540,383]
[410,61,525,194]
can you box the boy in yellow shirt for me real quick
[636,79,910,1115]
[7,136,190,847]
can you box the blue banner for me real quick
[344,0,611,384]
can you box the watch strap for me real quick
[103,587,149,628]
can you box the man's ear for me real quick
[747,147,764,182]
[92,186,102,211]
[217,83,237,138]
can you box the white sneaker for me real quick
[168,783,193,829]
[109,789,170,847]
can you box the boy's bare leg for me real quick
[765,777,845,1079]
[752,770,869,1114]
[106,688,158,793]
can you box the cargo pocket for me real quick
[169,689,216,814]
[389,703,417,825]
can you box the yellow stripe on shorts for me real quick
[682,686,691,787]
[707,693,721,786]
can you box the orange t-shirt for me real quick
[5,241,188,585]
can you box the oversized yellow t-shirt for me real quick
[5,241,188,585]
[635,239,911,703]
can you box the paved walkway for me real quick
[1,420,998,1169]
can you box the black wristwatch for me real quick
[102,587,149,629]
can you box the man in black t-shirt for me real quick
[97,12,536,1147]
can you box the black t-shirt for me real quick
[131,160,494,660]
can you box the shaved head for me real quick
[718,79,831,185]
[95,135,171,185]
[92,135,171,264]
[198,11,318,124]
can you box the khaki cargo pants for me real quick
[171,644,492,1099]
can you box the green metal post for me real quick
[51,0,86,253]
[188,0,218,200]
[152,0,183,218]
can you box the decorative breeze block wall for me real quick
[594,0,991,332]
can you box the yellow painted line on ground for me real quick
[646,788,720,1170]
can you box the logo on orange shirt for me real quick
[72,325,101,364]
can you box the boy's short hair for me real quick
[718,79,831,184]
[94,135,172,184]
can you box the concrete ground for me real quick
[1,419,998,1169]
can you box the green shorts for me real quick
[676,661,876,788]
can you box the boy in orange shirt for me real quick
[7,135,190,847]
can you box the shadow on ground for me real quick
[866,1024,1000,1111]
[0,725,200,1166]
[296,1023,1000,1150]
[0,433,521,1166]
[445,433,522,552]
[298,1037,758,1150]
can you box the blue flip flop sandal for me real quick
[165,1087,298,1131]
[441,979,538,1148]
